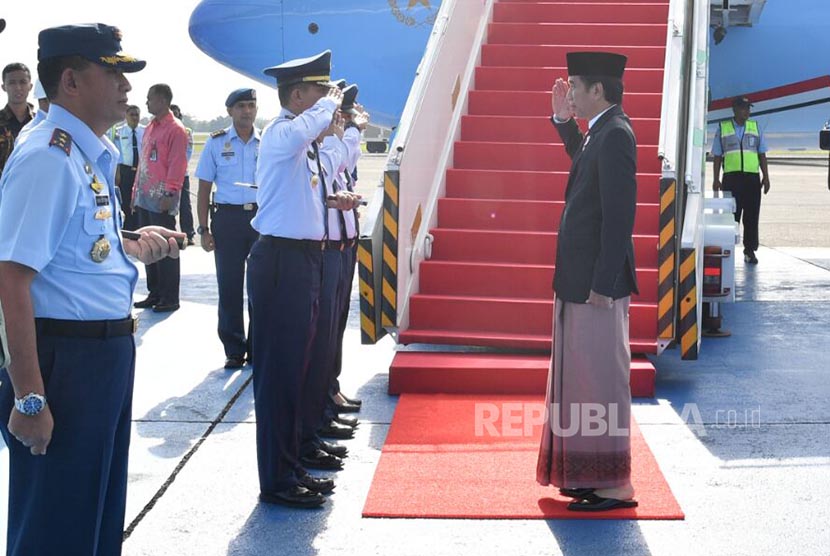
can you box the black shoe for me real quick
[133,296,159,309]
[567,493,638,512]
[333,414,359,428]
[319,420,355,440]
[152,302,180,313]
[339,393,362,407]
[334,401,361,414]
[319,440,348,458]
[559,487,595,499]
[186,235,195,246]
[300,449,344,470]
[744,251,758,264]
[298,474,335,495]
[224,355,246,369]
[259,486,325,508]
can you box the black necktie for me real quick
[131,129,138,169]
[311,142,329,240]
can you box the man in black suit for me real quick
[536,52,639,512]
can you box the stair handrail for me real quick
[657,0,687,173]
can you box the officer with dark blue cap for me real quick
[195,87,261,369]
[0,23,183,555]
[248,49,361,508]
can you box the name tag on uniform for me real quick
[221,151,236,158]
[150,148,158,162]
[95,194,110,207]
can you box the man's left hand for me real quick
[123,226,185,264]
[587,290,614,309]
[762,175,770,194]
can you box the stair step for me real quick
[437,198,658,234]
[493,2,669,24]
[445,168,661,204]
[460,115,660,145]
[482,44,666,68]
[453,141,662,173]
[408,294,658,338]
[388,352,656,397]
[397,328,658,354]
[475,66,663,93]
[419,260,658,302]
[429,229,658,267]
[468,90,662,119]
[488,22,668,46]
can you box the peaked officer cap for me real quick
[38,23,146,72]
[566,52,627,79]
[263,50,335,88]
[341,84,359,115]
[226,88,257,107]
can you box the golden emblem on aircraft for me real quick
[389,0,437,27]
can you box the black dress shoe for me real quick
[298,474,335,495]
[259,485,325,508]
[152,302,180,313]
[334,401,361,414]
[567,493,638,512]
[133,296,159,309]
[224,355,246,369]
[319,440,348,458]
[339,393,362,407]
[319,420,355,440]
[300,449,344,470]
[333,414,359,428]
[559,487,595,499]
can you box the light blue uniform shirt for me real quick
[194,124,260,205]
[318,135,349,240]
[0,104,138,320]
[711,118,768,156]
[113,122,146,167]
[252,98,338,240]
[325,127,361,240]
[17,109,47,141]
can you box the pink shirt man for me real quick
[132,111,188,214]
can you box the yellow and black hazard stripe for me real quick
[357,238,378,344]
[678,247,698,360]
[657,177,677,341]
[381,170,399,329]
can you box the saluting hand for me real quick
[352,104,370,131]
[551,78,574,121]
[327,85,344,108]
[123,226,185,264]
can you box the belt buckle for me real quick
[132,317,139,334]
[243,203,254,211]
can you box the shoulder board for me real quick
[210,129,228,138]
[49,128,72,156]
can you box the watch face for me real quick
[21,395,44,415]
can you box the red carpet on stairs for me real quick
[363,394,684,520]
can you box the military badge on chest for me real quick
[89,173,112,262]
[307,149,320,188]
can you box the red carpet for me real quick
[363,394,684,520]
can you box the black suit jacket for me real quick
[551,104,639,302]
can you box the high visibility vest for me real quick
[720,119,760,174]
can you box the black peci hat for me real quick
[566,51,627,79]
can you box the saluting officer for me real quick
[248,50,360,509]
[0,23,183,555]
[195,88,261,369]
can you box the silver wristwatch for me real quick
[14,393,47,416]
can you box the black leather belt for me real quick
[35,317,138,339]
[325,238,357,251]
[260,235,325,251]
[215,203,258,211]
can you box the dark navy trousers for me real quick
[135,207,181,304]
[211,206,258,358]
[723,171,762,254]
[0,331,135,556]
[300,248,343,455]
[325,243,358,419]
[247,237,322,493]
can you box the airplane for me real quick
[189,0,830,150]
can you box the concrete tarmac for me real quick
[0,155,828,555]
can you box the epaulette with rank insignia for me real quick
[49,128,72,156]
[210,129,228,139]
